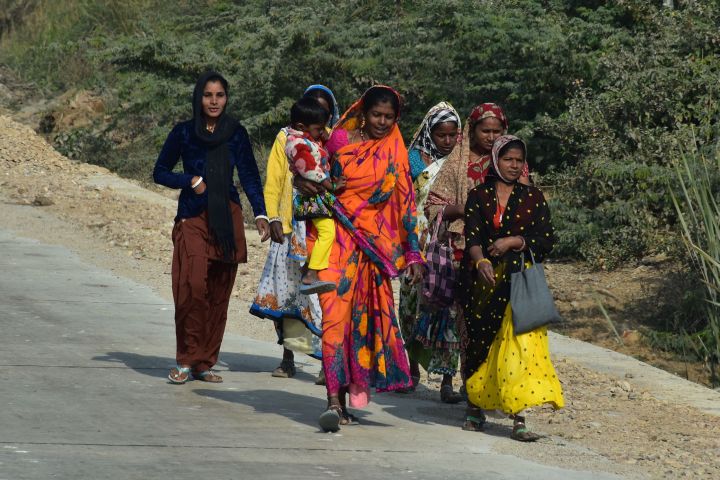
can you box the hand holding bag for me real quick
[510,250,562,335]
[421,209,456,306]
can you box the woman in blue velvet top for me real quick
[154,71,270,384]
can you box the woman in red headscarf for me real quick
[424,103,530,423]
[426,103,530,238]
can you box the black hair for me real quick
[361,86,400,117]
[497,139,526,161]
[290,97,330,126]
[203,74,228,93]
[303,89,334,112]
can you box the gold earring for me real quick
[360,118,366,130]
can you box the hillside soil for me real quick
[1,113,720,478]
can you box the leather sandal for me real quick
[272,360,296,378]
[511,422,542,442]
[193,370,223,383]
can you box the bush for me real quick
[53,127,111,162]
[2,0,720,269]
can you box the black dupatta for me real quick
[192,71,240,261]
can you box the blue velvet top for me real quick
[153,120,266,222]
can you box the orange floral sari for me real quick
[309,87,423,405]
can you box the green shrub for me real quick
[2,0,720,269]
[53,127,111,162]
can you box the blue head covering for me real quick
[303,84,340,127]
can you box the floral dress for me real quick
[399,149,460,376]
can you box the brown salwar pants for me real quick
[171,203,247,373]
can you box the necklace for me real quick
[206,123,216,133]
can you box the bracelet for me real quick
[255,215,269,222]
[513,236,526,252]
[268,217,282,223]
[475,258,492,270]
[191,176,203,189]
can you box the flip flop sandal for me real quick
[462,406,486,432]
[511,423,542,442]
[193,370,223,383]
[299,281,337,295]
[272,360,296,378]
[440,385,463,404]
[319,405,342,432]
[168,366,191,384]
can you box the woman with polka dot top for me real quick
[460,135,564,442]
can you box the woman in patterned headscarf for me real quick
[398,102,465,403]
[460,134,563,440]
[423,103,530,414]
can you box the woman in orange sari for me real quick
[301,86,424,432]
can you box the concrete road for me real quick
[0,229,621,480]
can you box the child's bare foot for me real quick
[302,269,320,285]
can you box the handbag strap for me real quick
[518,249,537,272]
[430,206,445,243]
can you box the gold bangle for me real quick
[475,258,492,269]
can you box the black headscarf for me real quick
[192,71,239,261]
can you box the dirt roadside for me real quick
[1,114,719,479]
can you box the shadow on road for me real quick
[92,351,514,436]
[194,388,392,430]
[92,350,314,381]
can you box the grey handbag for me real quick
[510,250,562,335]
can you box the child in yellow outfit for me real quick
[285,97,345,295]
